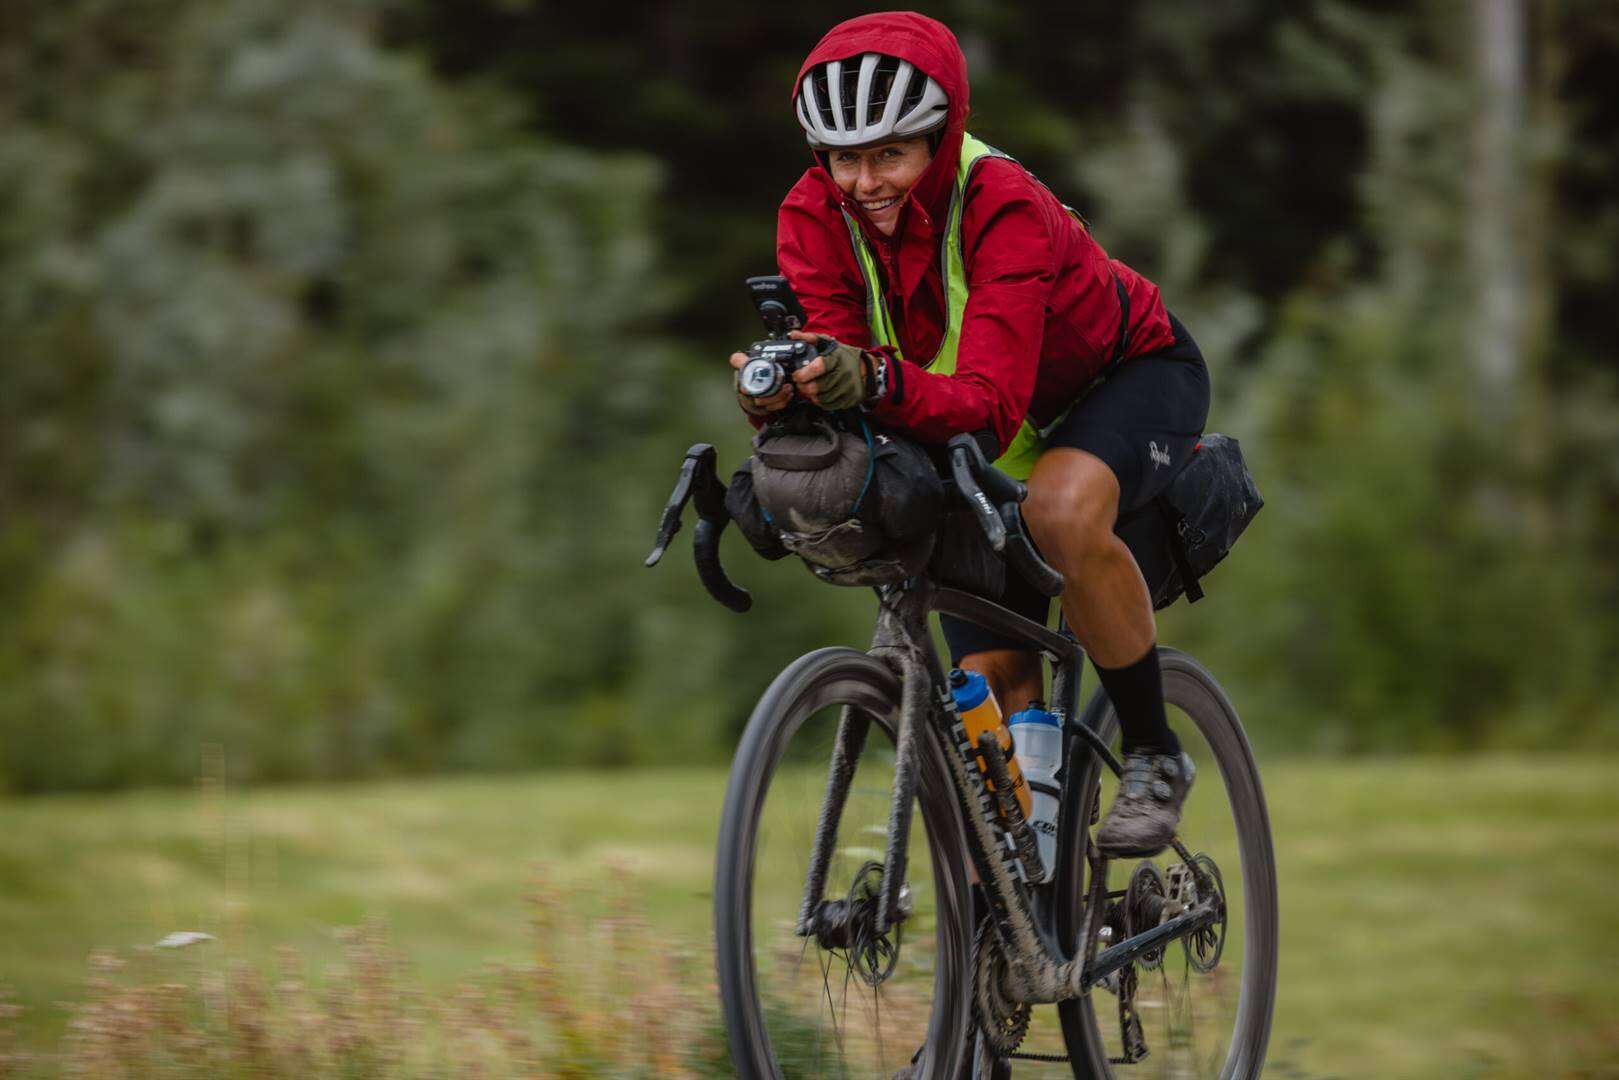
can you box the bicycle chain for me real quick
[993,850,1217,1070]
[1005,1051,1138,1065]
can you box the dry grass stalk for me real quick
[20,867,731,1078]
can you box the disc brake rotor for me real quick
[846,861,902,987]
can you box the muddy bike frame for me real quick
[646,431,1224,1011]
[802,576,1222,1008]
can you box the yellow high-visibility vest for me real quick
[840,133,1045,480]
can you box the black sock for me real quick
[1094,646,1179,756]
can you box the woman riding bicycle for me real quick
[729,11,1210,858]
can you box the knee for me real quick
[1023,451,1120,560]
[960,649,1043,710]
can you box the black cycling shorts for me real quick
[940,312,1210,664]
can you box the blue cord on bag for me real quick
[755,412,875,528]
[848,414,876,517]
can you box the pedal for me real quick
[1165,861,1198,909]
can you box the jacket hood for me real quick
[793,11,969,236]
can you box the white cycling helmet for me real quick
[795,53,949,150]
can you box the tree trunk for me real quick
[1469,0,1528,417]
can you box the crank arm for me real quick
[1082,901,1222,991]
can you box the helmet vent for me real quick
[810,66,837,132]
[900,74,927,117]
[795,53,947,149]
[868,56,901,128]
[839,63,860,132]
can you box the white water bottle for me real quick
[1008,705,1063,882]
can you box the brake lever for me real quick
[646,443,731,566]
[646,443,752,613]
[948,437,1007,552]
[945,434,1062,595]
[646,445,709,567]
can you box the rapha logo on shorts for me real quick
[1148,441,1172,469]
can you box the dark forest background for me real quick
[3,0,1617,791]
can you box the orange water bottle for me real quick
[947,668,1031,819]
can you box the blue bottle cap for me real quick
[947,668,989,712]
[1008,707,1061,728]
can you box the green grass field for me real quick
[2,757,1616,1077]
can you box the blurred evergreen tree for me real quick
[1,0,1616,789]
[0,0,710,788]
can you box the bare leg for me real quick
[1024,448,1154,667]
[1023,448,1190,855]
[1023,448,1171,752]
[958,648,1044,716]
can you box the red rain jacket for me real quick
[777,12,1175,453]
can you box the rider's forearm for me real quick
[866,355,1033,452]
[863,279,1045,450]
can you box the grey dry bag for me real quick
[746,414,943,585]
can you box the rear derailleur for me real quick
[1093,852,1228,1064]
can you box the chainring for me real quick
[972,917,1031,1056]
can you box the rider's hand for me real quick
[730,351,794,415]
[786,331,872,411]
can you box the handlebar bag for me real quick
[1115,432,1263,609]
[723,458,790,561]
[749,414,943,584]
[864,429,945,544]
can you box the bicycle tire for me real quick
[714,647,975,1079]
[1055,647,1279,1079]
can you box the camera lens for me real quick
[739,359,781,398]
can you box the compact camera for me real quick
[737,275,832,401]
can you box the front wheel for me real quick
[714,648,974,1078]
[1056,647,1279,1078]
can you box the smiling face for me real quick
[826,138,934,236]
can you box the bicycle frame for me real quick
[796,577,1223,1006]
[643,438,1224,1006]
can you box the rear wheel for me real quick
[715,647,975,1078]
[1055,648,1278,1078]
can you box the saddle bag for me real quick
[1115,433,1263,609]
[741,414,944,585]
